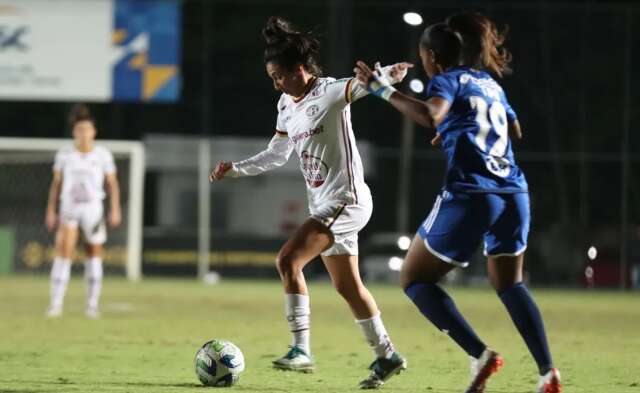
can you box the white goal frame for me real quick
[0,137,145,281]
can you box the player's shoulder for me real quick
[56,144,75,156]
[458,68,504,92]
[322,76,348,90]
[93,145,114,158]
[429,69,460,90]
[316,76,352,100]
[277,94,291,113]
[320,76,338,85]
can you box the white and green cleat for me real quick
[358,352,407,389]
[272,346,315,373]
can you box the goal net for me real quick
[0,137,144,281]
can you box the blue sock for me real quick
[405,282,486,358]
[498,282,553,375]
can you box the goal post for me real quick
[0,137,145,281]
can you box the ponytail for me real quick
[446,12,512,77]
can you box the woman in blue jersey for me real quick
[355,12,561,393]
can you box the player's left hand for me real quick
[108,208,122,228]
[431,134,443,146]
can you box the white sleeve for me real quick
[102,149,116,175]
[227,133,294,178]
[330,65,403,104]
[53,150,65,171]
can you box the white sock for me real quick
[285,294,310,354]
[85,257,103,310]
[356,312,396,359]
[50,257,71,309]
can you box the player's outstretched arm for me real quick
[106,173,122,228]
[209,132,293,182]
[354,60,450,129]
[346,62,413,103]
[210,161,233,181]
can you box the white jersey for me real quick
[229,74,390,213]
[54,144,116,204]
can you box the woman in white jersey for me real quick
[210,16,410,389]
[45,104,121,319]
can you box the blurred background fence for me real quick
[0,0,638,288]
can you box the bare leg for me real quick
[272,218,332,371]
[400,234,455,288]
[275,218,333,295]
[323,254,406,388]
[487,253,523,292]
[321,254,377,319]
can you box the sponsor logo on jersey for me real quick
[460,73,502,100]
[305,104,319,118]
[292,125,324,143]
[300,150,328,188]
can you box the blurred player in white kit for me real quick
[45,104,121,319]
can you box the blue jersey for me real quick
[426,67,528,193]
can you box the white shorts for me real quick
[59,201,107,245]
[311,197,372,256]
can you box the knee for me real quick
[399,273,413,292]
[494,280,524,295]
[86,245,102,258]
[275,252,301,278]
[400,271,438,292]
[332,279,356,299]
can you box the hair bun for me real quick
[262,16,299,46]
[262,16,323,76]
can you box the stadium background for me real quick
[0,0,639,288]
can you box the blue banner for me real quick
[112,0,181,102]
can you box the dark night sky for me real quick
[1,0,638,154]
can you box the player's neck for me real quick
[75,142,94,153]
[292,75,317,103]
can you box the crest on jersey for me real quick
[485,156,511,178]
[300,151,328,188]
[305,104,319,118]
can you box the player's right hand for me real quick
[209,161,233,181]
[354,61,396,101]
[387,62,414,84]
[45,210,57,232]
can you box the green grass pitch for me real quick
[0,276,638,392]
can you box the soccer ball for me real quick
[194,339,245,387]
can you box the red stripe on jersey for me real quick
[344,78,353,103]
[340,111,358,203]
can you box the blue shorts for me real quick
[417,190,530,267]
